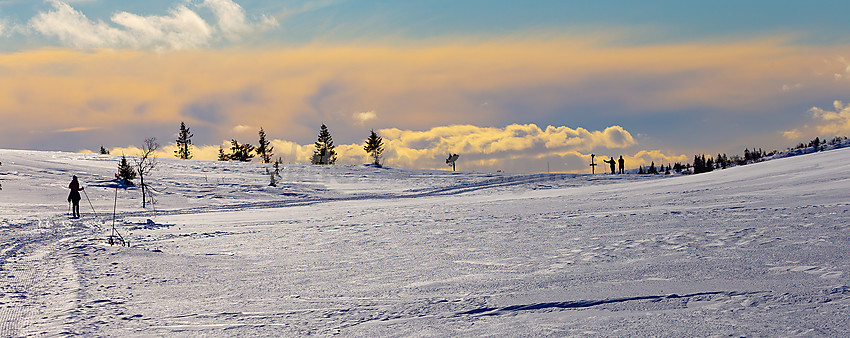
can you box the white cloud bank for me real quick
[28,0,277,51]
[809,100,850,135]
[100,123,687,173]
[784,100,850,141]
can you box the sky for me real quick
[1,0,850,173]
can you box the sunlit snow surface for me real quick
[0,148,848,336]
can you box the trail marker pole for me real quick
[109,187,127,247]
[589,154,597,174]
[83,187,97,217]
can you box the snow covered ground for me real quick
[0,147,848,336]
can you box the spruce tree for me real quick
[648,161,658,174]
[363,130,384,165]
[312,124,337,165]
[256,127,274,163]
[217,146,229,161]
[175,122,193,159]
[229,139,255,162]
[115,154,136,185]
[100,146,110,155]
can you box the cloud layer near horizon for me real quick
[102,123,688,173]
[2,35,850,171]
[784,100,850,141]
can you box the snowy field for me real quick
[0,147,848,336]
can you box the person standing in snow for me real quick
[603,157,616,174]
[68,175,84,218]
[618,156,625,174]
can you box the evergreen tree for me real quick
[100,146,110,155]
[673,162,683,172]
[363,130,384,165]
[229,139,255,162]
[809,137,821,149]
[115,154,136,185]
[175,122,193,159]
[312,124,337,165]
[638,165,645,174]
[266,158,282,187]
[648,161,658,174]
[693,155,703,174]
[256,127,274,163]
[217,146,229,161]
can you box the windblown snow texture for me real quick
[0,148,848,336]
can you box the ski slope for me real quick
[0,147,848,336]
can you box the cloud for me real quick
[97,124,680,173]
[782,83,802,92]
[782,129,801,140]
[782,100,850,142]
[232,124,253,133]
[28,0,277,51]
[56,126,99,133]
[355,123,638,171]
[353,110,377,125]
[200,0,277,41]
[2,37,849,171]
[808,100,850,135]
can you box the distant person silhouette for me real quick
[603,157,616,174]
[618,156,625,174]
[68,175,84,218]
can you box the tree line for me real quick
[114,122,385,183]
[636,136,848,176]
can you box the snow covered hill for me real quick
[0,148,848,336]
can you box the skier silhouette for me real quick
[618,156,625,174]
[68,175,84,218]
[603,157,616,174]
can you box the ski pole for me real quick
[83,187,97,217]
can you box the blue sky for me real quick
[4,1,850,47]
[1,0,849,172]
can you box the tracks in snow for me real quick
[119,172,627,218]
[0,217,99,336]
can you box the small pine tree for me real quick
[100,146,110,155]
[175,122,193,159]
[312,124,337,165]
[638,165,645,174]
[256,127,274,163]
[218,146,229,161]
[363,130,384,165]
[648,161,658,174]
[265,158,284,186]
[229,139,255,162]
[115,154,136,186]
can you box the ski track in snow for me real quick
[0,147,849,335]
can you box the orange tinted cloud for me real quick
[99,123,677,173]
[1,36,846,171]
